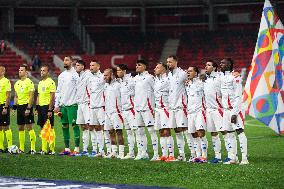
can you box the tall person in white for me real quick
[134,59,158,160]
[167,55,193,161]
[74,60,93,156]
[186,67,208,163]
[103,68,125,158]
[204,60,226,164]
[116,64,137,159]
[55,56,80,156]
[88,61,106,157]
[220,58,248,165]
[153,62,176,162]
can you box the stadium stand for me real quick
[0,47,26,78]
[177,29,258,71]
[3,30,83,77]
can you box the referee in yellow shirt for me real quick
[0,66,13,153]
[13,64,36,154]
[36,65,56,155]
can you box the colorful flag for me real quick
[243,0,284,134]
[40,119,55,144]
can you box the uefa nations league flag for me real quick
[243,0,284,134]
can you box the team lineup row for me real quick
[0,55,248,165]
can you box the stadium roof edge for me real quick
[1,0,280,8]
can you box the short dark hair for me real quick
[41,65,50,71]
[168,55,178,61]
[20,64,29,71]
[77,60,86,67]
[91,60,100,65]
[136,59,148,67]
[193,66,200,75]
[223,58,234,71]
[207,59,218,69]
[117,64,128,71]
[157,62,167,70]
[65,56,73,61]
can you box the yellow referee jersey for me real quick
[14,78,35,105]
[38,77,56,106]
[0,77,11,104]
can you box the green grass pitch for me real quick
[0,115,283,188]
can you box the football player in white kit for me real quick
[55,56,80,156]
[204,60,227,163]
[74,60,93,156]
[186,66,208,163]
[88,61,106,157]
[153,62,176,161]
[134,59,158,160]
[116,64,137,159]
[167,55,193,161]
[220,58,248,165]
[103,68,125,159]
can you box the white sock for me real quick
[82,130,90,152]
[185,132,196,156]
[193,137,201,158]
[176,132,185,156]
[97,130,104,154]
[138,127,147,154]
[111,145,117,154]
[200,136,208,158]
[238,132,248,161]
[126,130,135,155]
[212,135,221,159]
[223,134,230,158]
[167,136,174,157]
[228,132,237,160]
[135,129,141,156]
[104,131,111,154]
[90,130,97,152]
[147,127,158,156]
[119,145,124,157]
[74,147,80,152]
[160,137,168,157]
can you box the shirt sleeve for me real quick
[232,75,243,115]
[180,69,188,83]
[148,75,155,91]
[6,79,11,92]
[29,80,35,92]
[55,75,62,108]
[129,77,135,97]
[49,80,56,93]
[14,82,17,93]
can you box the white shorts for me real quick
[169,108,188,128]
[206,109,224,132]
[135,110,154,127]
[154,108,170,130]
[188,110,206,133]
[122,109,137,130]
[76,103,90,125]
[104,112,124,131]
[222,109,245,131]
[89,107,105,126]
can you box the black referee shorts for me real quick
[37,105,54,128]
[0,104,10,126]
[17,104,35,125]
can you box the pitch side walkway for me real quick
[0,176,182,189]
